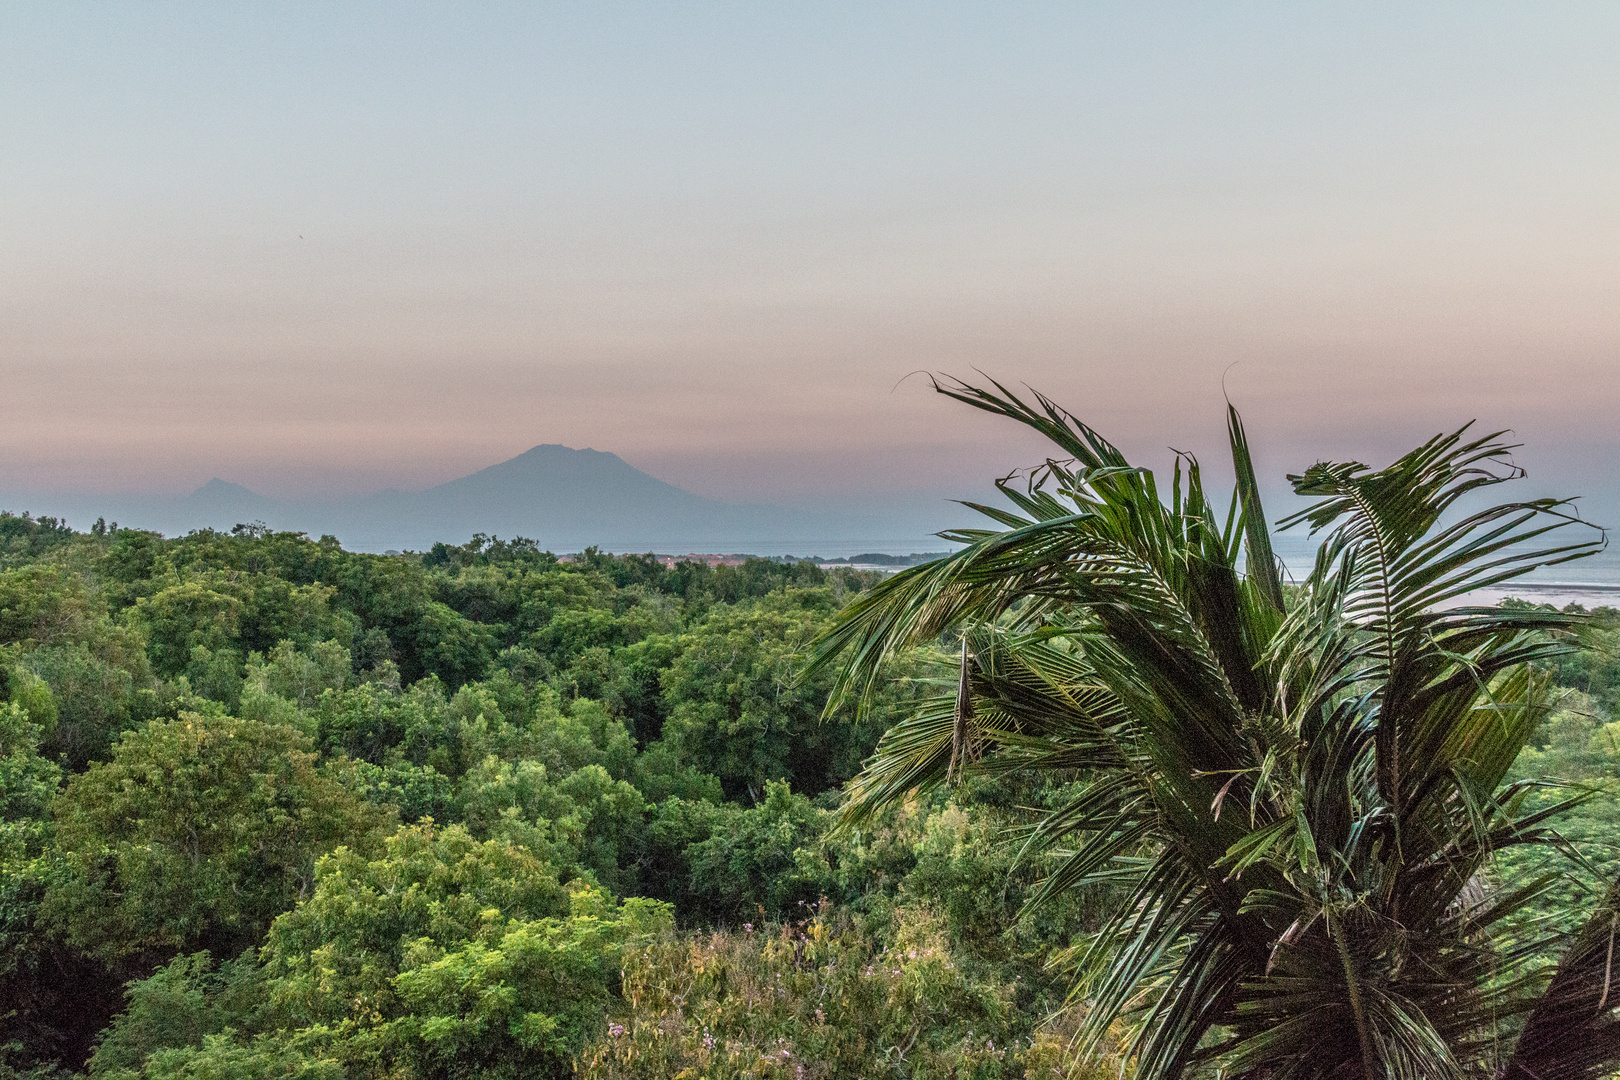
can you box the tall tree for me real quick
[45,711,393,965]
[813,377,1619,1080]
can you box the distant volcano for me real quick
[45,445,863,553]
[334,444,797,550]
[2,445,964,556]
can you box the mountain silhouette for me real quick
[2,445,961,555]
[338,444,793,550]
[180,478,280,522]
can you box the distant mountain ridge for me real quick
[335,444,794,550]
[35,444,920,554]
[404,444,739,528]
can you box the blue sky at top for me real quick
[3,3,1619,527]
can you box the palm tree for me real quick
[811,377,1620,1080]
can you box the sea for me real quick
[750,527,1620,608]
[1269,533,1620,611]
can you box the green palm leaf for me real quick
[813,376,1615,1079]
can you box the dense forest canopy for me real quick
[0,502,1614,1079]
[0,513,1104,1078]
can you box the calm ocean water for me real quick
[763,528,1620,607]
[1269,532,1620,609]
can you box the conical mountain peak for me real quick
[60,443,885,552]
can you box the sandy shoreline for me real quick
[1448,583,1620,609]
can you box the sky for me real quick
[4,3,1620,532]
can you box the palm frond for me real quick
[1505,874,1620,1080]
[814,376,1613,1080]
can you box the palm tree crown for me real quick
[812,378,1619,1080]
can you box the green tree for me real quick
[813,378,1620,1080]
[83,830,667,1080]
[246,639,351,709]
[24,639,158,769]
[0,700,83,1074]
[111,823,672,1080]
[391,600,496,687]
[125,576,353,680]
[85,951,263,1078]
[635,781,836,926]
[657,593,889,801]
[256,824,571,1029]
[5,668,57,741]
[379,886,667,1079]
[0,565,100,647]
[44,712,392,963]
[0,511,78,566]
[459,755,646,892]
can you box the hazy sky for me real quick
[5,3,1620,524]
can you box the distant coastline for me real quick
[1453,582,1620,610]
